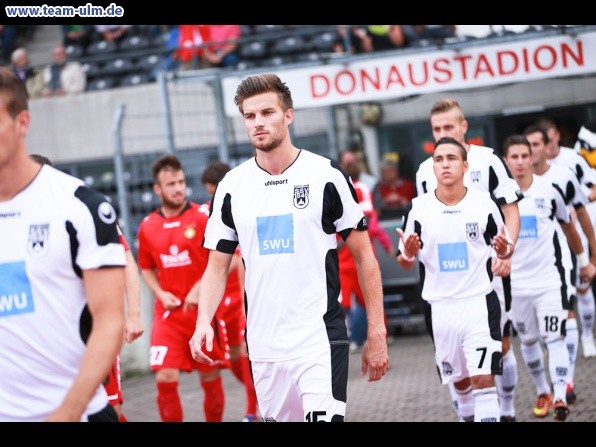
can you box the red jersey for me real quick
[376,178,415,208]
[137,201,209,316]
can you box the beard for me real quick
[252,132,283,153]
[162,194,186,210]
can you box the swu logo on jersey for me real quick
[466,223,479,241]
[294,185,309,209]
[257,214,294,255]
[519,215,538,239]
[28,223,49,258]
[0,261,35,317]
[159,245,191,268]
[438,242,469,272]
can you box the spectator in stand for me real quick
[365,25,407,52]
[202,25,241,69]
[61,25,92,50]
[94,25,131,44]
[175,25,210,70]
[10,47,43,99]
[373,156,416,220]
[333,26,369,54]
[0,25,18,64]
[42,44,86,97]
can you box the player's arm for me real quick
[47,266,125,421]
[140,268,181,310]
[345,229,389,382]
[123,249,143,343]
[560,217,596,282]
[574,205,596,267]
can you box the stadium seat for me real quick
[86,39,117,56]
[80,61,104,78]
[308,31,336,53]
[239,40,268,60]
[65,44,84,60]
[120,72,151,87]
[86,77,116,92]
[271,35,307,55]
[119,35,152,52]
[102,57,135,76]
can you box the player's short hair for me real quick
[0,66,29,117]
[151,154,183,183]
[522,124,549,144]
[430,97,464,122]
[434,136,467,160]
[502,134,531,157]
[30,153,53,166]
[234,73,293,114]
[201,161,231,186]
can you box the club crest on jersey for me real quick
[442,361,453,376]
[466,222,479,241]
[535,198,545,210]
[294,185,309,209]
[184,226,196,239]
[470,171,481,183]
[28,223,49,258]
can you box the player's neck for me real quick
[533,161,549,176]
[161,201,187,218]
[435,184,467,206]
[516,173,533,192]
[256,144,300,175]
[0,151,40,201]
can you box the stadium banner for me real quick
[222,31,596,117]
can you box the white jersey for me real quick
[415,144,522,206]
[204,150,366,362]
[510,174,571,293]
[0,165,126,422]
[401,188,504,303]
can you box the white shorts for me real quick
[432,291,502,385]
[511,287,568,344]
[251,344,348,422]
[491,274,512,336]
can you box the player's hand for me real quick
[189,323,215,365]
[580,262,596,284]
[361,323,390,382]
[124,315,144,343]
[492,256,511,277]
[493,225,513,260]
[396,227,420,261]
[159,291,182,310]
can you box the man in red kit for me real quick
[137,154,230,422]
[199,161,259,422]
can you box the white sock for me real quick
[447,381,460,420]
[566,318,578,383]
[520,341,551,395]
[454,384,474,422]
[495,349,517,417]
[473,387,499,422]
[545,337,570,403]
[577,289,595,339]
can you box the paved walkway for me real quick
[122,331,596,422]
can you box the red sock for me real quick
[231,355,258,415]
[156,381,183,422]
[118,413,128,422]
[201,376,225,422]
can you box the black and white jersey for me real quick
[510,174,570,292]
[401,188,504,303]
[0,165,126,421]
[204,150,365,362]
[549,146,596,190]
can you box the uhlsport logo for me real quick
[466,222,479,241]
[28,223,49,258]
[293,185,309,209]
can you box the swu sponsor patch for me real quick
[257,214,294,255]
[438,242,469,272]
[0,261,35,317]
[519,215,538,239]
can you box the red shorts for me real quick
[150,306,230,373]
[104,354,123,406]
[215,293,246,346]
